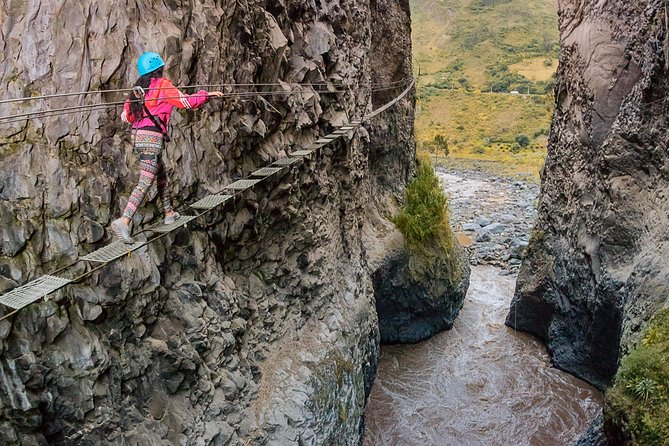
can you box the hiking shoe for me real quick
[111,218,134,244]
[164,211,180,225]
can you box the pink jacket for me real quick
[121,77,209,132]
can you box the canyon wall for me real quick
[0,0,418,444]
[508,0,669,390]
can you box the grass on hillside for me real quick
[419,149,545,180]
[509,57,558,82]
[416,90,552,144]
[410,0,557,179]
[415,89,551,178]
[411,0,559,90]
[605,309,669,446]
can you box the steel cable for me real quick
[0,78,413,125]
[0,77,411,106]
[0,81,344,105]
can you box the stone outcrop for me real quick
[507,0,669,391]
[574,413,607,446]
[371,240,470,344]
[359,0,470,346]
[0,0,421,445]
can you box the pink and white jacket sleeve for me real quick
[121,100,134,123]
[157,78,209,109]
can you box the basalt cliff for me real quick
[508,0,669,394]
[0,1,473,445]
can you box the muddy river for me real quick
[364,169,603,446]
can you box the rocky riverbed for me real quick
[437,168,539,275]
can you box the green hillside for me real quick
[411,0,559,178]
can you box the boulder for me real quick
[508,239,529,259]
[482,223,506,234]
[462,222,481,232]
[475,229,491,243]
[475,216,492,227]
[372,241,470,344]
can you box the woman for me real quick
[111,52,223,243]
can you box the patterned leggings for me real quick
[122,130,173,219]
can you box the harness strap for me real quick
[133,86,171,143]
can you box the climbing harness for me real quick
[0,78,414,322]
[132,86,171,142]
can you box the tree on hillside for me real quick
[515,134,530,147]
[542,32,555,54]
[433,134,449,158]
[423,134,449,164]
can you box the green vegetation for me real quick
[424,134,449,157]
[605,308,669,445]
[309,353,361,427]
[393,158,454,253]
[411,0,558,178]
[412,0,558,87]
[486,63,555,94]
[415,89,551,178]
[393,157,463,284]
[393,157,463,272]
[515,134,530,147]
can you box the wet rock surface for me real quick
[372,244,470,344]
[0,0,415,445]
[508,0,669,391]
[438,169,539,274]
[573,413,607,446]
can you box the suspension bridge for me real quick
[0,77,414,322]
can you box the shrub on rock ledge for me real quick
[392,157,460,285]
[372,157,470,344]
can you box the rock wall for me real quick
[0,1,415,444]
[507,0,669,390]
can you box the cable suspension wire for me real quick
[0,91,336,124]
[0,78,413,125]
[0,77,412,106]
[0,77,415,323]
[0,81,344,105]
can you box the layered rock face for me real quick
[507,0,669,390]
[0,1,415,444]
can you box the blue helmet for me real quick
[137,52,165,76]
